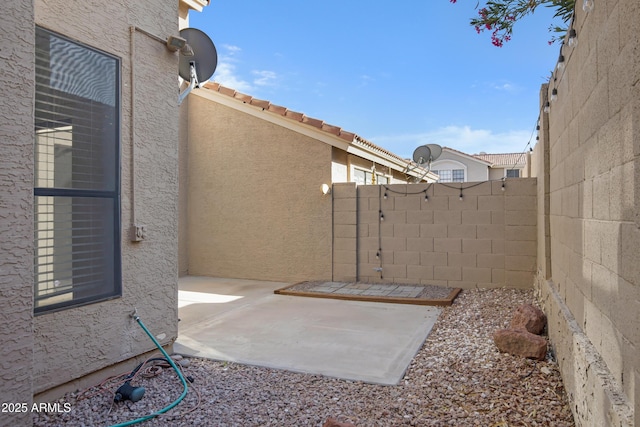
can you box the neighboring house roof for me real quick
[472,152,527,168]
[438,146,493,166]
[198,82,437,181]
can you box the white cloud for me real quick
[372,125,534,158]
[211,62,253,92]
[358,74,374,87]
[221,44,242,55]
[210,45,278,93]
[252,70,277,87]
[489,80,521,93]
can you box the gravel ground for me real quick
[34,288,575,426]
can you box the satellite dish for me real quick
[426,144,442,161]
[178,28,217,104]
[413,145,432,165]
[405,143,443,182]
[178,28,217,82]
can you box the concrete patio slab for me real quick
[174,276,441,385]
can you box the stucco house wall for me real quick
[0,0,198,414]
[184,90,334,282]
[30,0,182,396]
[533,1,638,425]
[0,2,36,425]
[431,148,491,182]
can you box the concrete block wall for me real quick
[332,178,537,289]
[533,1,638,425]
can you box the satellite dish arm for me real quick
[178,62,199,105]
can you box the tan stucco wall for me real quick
[333,179,537,289]
[0,2,35,425]
[184,90,333,282]
[534,1,638,425]
[29,0,181,396]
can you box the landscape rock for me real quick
[510,303,547,335]
[493,328,547,360]
[322,417,357,427]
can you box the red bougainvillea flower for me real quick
[449,0,575,47]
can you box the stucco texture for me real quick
[184,92,333,282]
[30,0,181,395]
[0,2,35,426]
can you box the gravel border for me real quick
[34,288,575,426]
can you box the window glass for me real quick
[452,169,465,182]
[34,27,121,314]
[506,169,520,178]
[437,170,452,182]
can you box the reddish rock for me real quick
[510,304,547,335]
[323,417,356,427]
[493,328,547,360]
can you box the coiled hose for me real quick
[108,314,188,427]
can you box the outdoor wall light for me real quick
[568,29,578,47]
[321,183,331,195]
[583,0,594,12]
[550,88,558,102]
[544,101,551,113]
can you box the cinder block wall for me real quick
[333,179,537,289]
[533,1,638,425]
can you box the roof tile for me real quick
[285,110,304,121]
[218,86,236,97]
[321,123,341,135]
[250,98,270,109]
[267,104,287,115]
[302,116,324,128]
[473,152,526,166]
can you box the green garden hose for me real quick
[108,313,188,427]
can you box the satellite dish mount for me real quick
[179,61,200,105]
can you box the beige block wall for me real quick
[534,1,638,425]
[184,91,333,282]
[29,0,182,396]
[333,179,537,289]
[0,2,35,425]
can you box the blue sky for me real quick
[189,1,563,158]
